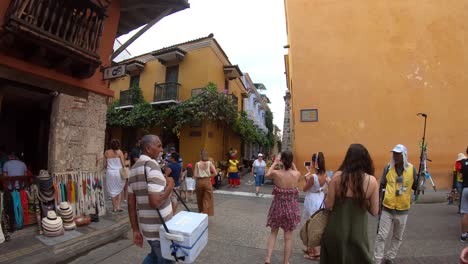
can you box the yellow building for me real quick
[109,35,247,167]
[283,0,468,189]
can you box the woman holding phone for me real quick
[302,152,329,260]
[264,151,301,264]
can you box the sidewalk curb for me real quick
[56,217,130,263]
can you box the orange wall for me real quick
[284,0,468,189]
[0,0,120,97]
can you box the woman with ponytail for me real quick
[302,151,329,260]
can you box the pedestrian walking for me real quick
[194,150,216,216]
[164,152,182,213]
[374,144,417,264]
[252,153,267,196]
[183,164,195,203]
[228,155,240,188]
[455,153,466,209]
[264,151,301,264]
[302,151,329,260]
[320,143,379,264]
[127,135,175,264]
[103,139,125,213]
[459,156,468,242]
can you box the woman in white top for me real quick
[104,139,126,213]
[302,152,329,260]
[194,150,216,216]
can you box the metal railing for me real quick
[119,90,133,106]
[154,82,180,102]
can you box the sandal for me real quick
[304,254,320,261]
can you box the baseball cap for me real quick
[457,153,467,161]
[391,144,406,153]
[258,153,263,157]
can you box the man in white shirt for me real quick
[252,153,267,196]
[3,152,27,190]
[127,135,175,263]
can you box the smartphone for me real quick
[304,161,311,167]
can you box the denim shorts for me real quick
[255,174,264,187]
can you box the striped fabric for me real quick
[128,155,173,241]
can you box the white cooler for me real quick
[160,211,208,263]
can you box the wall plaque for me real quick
[300,109,318,122]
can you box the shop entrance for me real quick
[0,79,52,175]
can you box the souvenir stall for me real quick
[52,171,106,218]
[0,174,38,242]
[0,170,105,243]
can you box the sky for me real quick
[116,0,288,131]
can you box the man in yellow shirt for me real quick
[228,155,240,188]
[374,144,417,264]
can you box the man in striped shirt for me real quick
[128,135,175,264]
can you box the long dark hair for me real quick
[337,144,375,209]
[281,150,293,170]
[110,139,120,151]
[312,152,326,175]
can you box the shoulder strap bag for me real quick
[300,197,330,248]
[143,161,190,262]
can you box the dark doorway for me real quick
[0,79,52,174]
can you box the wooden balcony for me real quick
[1,0,108,78]
[153,82,179,103]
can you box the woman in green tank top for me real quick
[320,144,380,264]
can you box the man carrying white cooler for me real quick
[128,134,175,264]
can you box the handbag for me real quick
[300,198,329,248]
[118,154,130,180]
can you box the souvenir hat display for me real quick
[57,202,76,230]
[37,170,55,203]
[42,211,64,237]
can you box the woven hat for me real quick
[63,221,77,231]
[42,211,63,230]
[42,221,64,232]
[38,170,51,180]
[37,190,55,202]
[300,209,330,248]
[457,153,467,161]
[43,228,64,237]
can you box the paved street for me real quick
[67,178,465,264]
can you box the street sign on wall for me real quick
[103,65,126,80]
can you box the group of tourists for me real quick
[264,143,417,264]
[104,135,217,263]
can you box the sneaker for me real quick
[461,233,467,242]
[256,192,259,196]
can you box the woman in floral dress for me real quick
[264,150,301,264]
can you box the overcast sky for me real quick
[117,0,288,131]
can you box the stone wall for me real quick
[48,92,108,173]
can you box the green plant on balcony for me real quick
[157,82,237,133]
[234,111,269,148]
[106,86,156,128]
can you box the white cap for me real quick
[457,153,467,161]
[258,153,263,157]
[391,144,406,153]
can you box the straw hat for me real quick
[42,211,63,231]
[63,221,76,231]
[457,153,467,161]
[43,228,65,237]
[38,170,51,180]
[37,190,55,202]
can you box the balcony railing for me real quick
[119,90,133,106]
[154,82,180,102]
[3,0,107,78]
